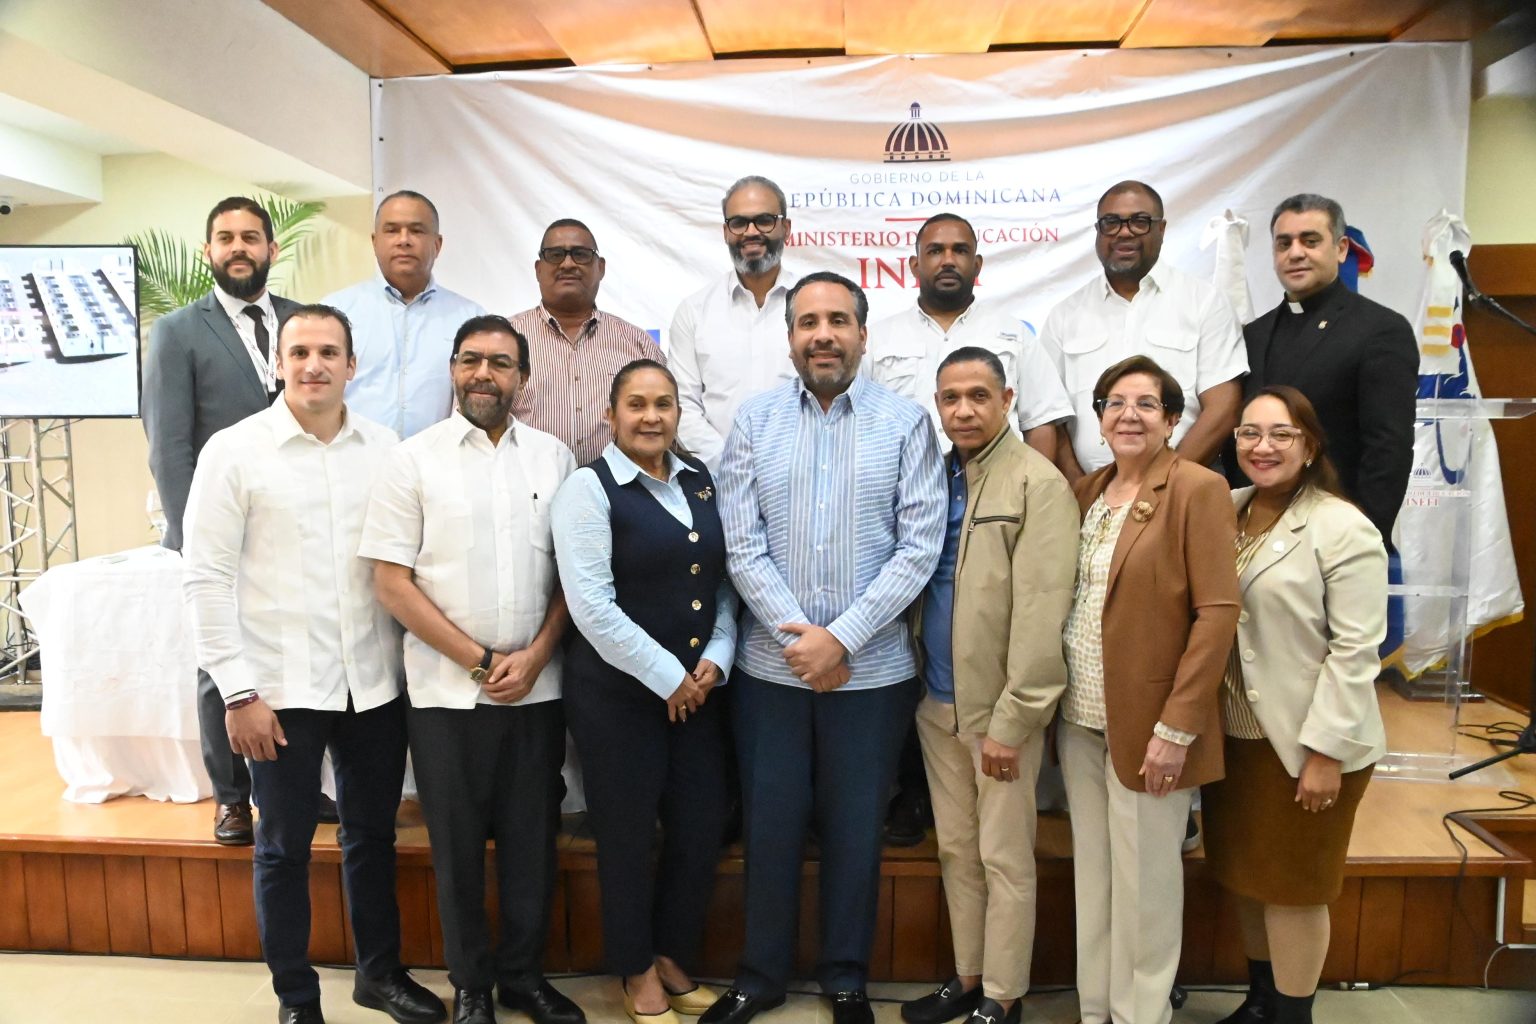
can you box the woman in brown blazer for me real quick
[1057,354,1240,1024]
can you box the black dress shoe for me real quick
[884,788,932,847]
[901,978,981,1024]
[968,998,1020,1024]
[453,990,494,1024]
[354,968,447,1023]
[279,1001,326,1024]
[830,992,873,1024]
[699,988,785,1024]
[214,802,254,845]
[318,793,340,825]
[497,980,586,1024]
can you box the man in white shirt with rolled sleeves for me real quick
[1039,180,1247,483]
[668,175,799,468]
[360,314,581,1024]
[868,213,1072,459]
[182,304,444,1024]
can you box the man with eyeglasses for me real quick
[667,176,799,468]
[361,315,581,1024]
[1230,193,1416,542]
[1039,180,1246,484]
[511,219,661,465]
[325,190,485,439]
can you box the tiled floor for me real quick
[0,955,1531,1024]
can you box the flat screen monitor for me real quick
[0,244,141,418]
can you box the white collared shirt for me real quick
[1037,261,1247,473]
[867,299,1074,440]
[667,267,800,468]
[211,284,279,393]
[182,398,403,711]
[358,411,577,709]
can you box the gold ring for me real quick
[1162,775,1175,783]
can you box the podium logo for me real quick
[884,102,951,163]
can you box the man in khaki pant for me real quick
[901,346,1078,1024]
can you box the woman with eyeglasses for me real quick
[552,359,736,1024]
[1057,354,1240,1024]
[1202,387,1386,1024]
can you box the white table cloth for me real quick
[20,545,211,803]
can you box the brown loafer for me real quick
[214,802,254,845]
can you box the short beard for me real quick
[919,278,972,313]
[458,389,514,431]
[731,236,785,277]
[211,258,272,300]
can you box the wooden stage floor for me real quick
[2,687,1535,988]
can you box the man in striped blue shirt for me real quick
[706,272,946,1024]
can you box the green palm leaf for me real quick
[123,193,327,324]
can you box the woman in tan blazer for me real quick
[1057,355,1240,1024]
[1203,386,1387,1024]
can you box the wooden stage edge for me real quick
[3,689,1536,990]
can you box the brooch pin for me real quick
[1318,320,1328,329]
[695,485,714,501]
[1131,500,1155,523]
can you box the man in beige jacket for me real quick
[901,346,1078,1024]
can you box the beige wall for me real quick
[1466,94,1536,245]
[0,152,374,560]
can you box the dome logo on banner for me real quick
[884,102,951,163]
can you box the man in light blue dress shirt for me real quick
[704,272,946,1024]
[325,190,485,438]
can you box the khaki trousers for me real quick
[915,695,1042,1000]
[1058,721,1192,1024]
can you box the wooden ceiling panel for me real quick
[693,0,843,54]
[844,0,1007,55]
[260,0,449,77]
[519,0,712,65]
[993,0,1148,45]
[1121,0,1310,48]
[1271,0,1438,41]
[379,0,565,66]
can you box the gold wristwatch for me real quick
[469,646,493,683]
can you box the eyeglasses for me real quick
[1094,396,1166,416]
[454,350,519,372]
[1095,214,1162,237]
[537,246,599,266]
[725,213,784,234]
[1234,427,1303,450]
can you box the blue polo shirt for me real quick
[920,454,967,703]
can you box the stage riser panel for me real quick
[3,850,1531,988]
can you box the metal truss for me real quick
[1,418,77,684]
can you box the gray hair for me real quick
[1269,193,1346,243]
[721,175,788,218]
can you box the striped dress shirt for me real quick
[717,374,946,690]
[509,305,663,466]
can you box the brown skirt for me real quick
[1201,737,1372,906]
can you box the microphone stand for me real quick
[1447,250,1536,781]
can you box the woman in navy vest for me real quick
[553,359,737,1024]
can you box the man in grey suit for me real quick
[142,195,298,845]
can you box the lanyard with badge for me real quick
[230,304,279,394]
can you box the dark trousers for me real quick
[199,667,251,805]
[732,672,920,996]
[564,664,729,976]
[409,700,564,992]
[248,695,408,1006]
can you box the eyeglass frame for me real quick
[1094,213,1164,237]
[1093,395,1168,416]
[724,213,786,235]
[537,245,600,266]
[1233,426,1305,450]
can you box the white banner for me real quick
[375,44,1468,344]
[1392,213,1524,676]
